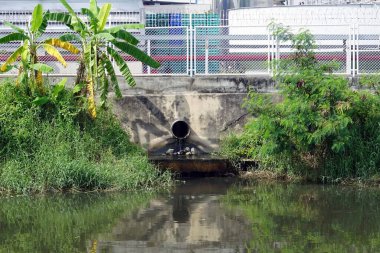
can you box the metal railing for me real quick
[1,24,380,77]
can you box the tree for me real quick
[0,4,80,92]
[48,0,160,118]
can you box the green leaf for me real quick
[30,63,54,73]
[94,32,115,41]
[44,12,72,26]
[59,0,85,32]
[72,83,85,94]
[3,21,24,33]
[82,8,98,23]
[59,34,81,42]
[52,78,67,99]
[106,24,144,34]
[59,0,76,16]
[0,45,24,72]
[81,8,98,31]
[111,30,139,45]
[97,59,108,104]
[101,54,121,97]
[97,3,111,32]
[0,65,14,73]
[0,33,28,44]
[32,96,50,106]
[38,12,49,35]
[111,40,160,68]
[107,46,136,88]
[31,4,43,32]
[90,0,99,16]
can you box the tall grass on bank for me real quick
[0,80,171,194]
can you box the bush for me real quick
[0,80,172,194]
[221,27,380,181]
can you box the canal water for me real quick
[1,178,380,252]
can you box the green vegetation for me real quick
[50,0,160,118]
[0,192,154,253]
[221,24,380,182]
[0,4,80,90]
[0,1,171,194]
[223,182,380,252]
[0,80,171,194]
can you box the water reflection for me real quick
[0,192,153,253]
[223,182,380,253]
[98,180,380,253]
[1,179,380,253]
[98,178,252,252]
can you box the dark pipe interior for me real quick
[171,120,190,139]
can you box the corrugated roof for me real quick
[0,0,143,11]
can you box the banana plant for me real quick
[52,0,160,118]
[0,4,80,92]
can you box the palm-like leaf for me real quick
[94,32,115,41]
[0,33,28,44]
[106,24,144,33]
[111,30,139,46]
[89,0,99,16]
[59,34,81,42]
[1,45,24,72]
[97,59,108,104]
[31,4,43,33]
[97,3,111,32]
[101,54,122,97]
[107,46,136,87]
[45,39,80,54]
[111,40,160,68]
[81,8,98,31]
[44,12,72,27]
[59,0,85,32]
[30,63,54,73]
[3,21,24,33]
[38,12,49,35]
[42,44,67,67]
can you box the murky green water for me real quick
[1,178,380,253]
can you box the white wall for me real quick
[229,5,380,26]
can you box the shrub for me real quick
[221,26,380,181]
[0,80,172,194]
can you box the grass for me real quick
[0,80,172,194]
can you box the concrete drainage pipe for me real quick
[171,120,190,139]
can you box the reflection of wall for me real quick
[97,178,252,252]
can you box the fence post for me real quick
[350,23,359,77]
[186,26,189,77]
[205,39,209,75]
[147,39,151,75]
[189,14,193,77]
[355,24,359,76]
[346,25,351,76]
[267,33,273,75]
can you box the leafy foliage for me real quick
[221,24,380,181]
[50,0,160,118]
[0,4,79,91]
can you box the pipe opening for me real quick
[171,120,190,139]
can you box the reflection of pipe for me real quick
[171,120,190,139]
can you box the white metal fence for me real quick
[1,24,380,77]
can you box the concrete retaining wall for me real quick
[111,76,275,154]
